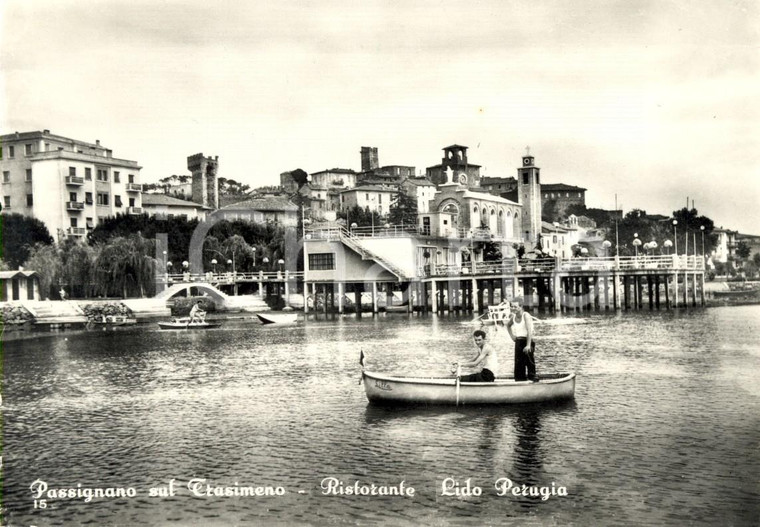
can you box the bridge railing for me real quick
[161,271,304,283]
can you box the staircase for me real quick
[338,228,409,280]
[23,301,87,325]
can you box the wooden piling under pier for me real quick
[299,267,705,314]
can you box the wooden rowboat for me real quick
[92,315,137,326]
[158,318,220,330]
[256,312,298,325]
[362,370,575,405]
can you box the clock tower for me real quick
[517,148,542,250]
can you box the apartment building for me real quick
[0,130,142,241]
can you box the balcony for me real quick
[127,206,143,215]
[67,227,86,236]
[65,176,85,186]
[66,201,85,211]
[126,183,142,192]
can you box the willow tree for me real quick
[94,233,156,298]
[23,243,63,300]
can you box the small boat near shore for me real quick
[477,303,512,326]
[92,315,136,326]
[158,317,220,330]
[256,312,298,325]
[362,370,576,405]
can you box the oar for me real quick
[455,363,461,407]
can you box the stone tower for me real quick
[429,145,481,188]
[517,150,542,250]
[188,153,219,209]
[360,147,379,172]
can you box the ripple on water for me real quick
[3,310,760,525]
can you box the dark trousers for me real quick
[514,338,536,381]
[459,368,495,382]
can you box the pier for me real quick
[159,254,705,314]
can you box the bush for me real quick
[81,302,133,322]
[264,295,286,311]
[171,296,218,316]
[0,304,35,325]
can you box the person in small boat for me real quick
[506,298,538,381]
[455,329,498,382]
[188,300,206,324]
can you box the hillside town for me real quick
[1,129,758,306]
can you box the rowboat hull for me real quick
[157,320,220,330]
[363,371,575,405]
[257,313,298,325]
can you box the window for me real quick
[128,174,135,183]
[308,253,335,271]
[70,217,78,228]
[129,197,135,207]
[27,194,33,207]
[86,217,94,229]
[69,167,76,176]
[365,193,369,200]
[8,146,14,158]
[85,192,93,204]
[2,171,9,183]
[3,196,10,208]
[69,192,77,202]
[378,194,382,204]
[97,169,108,182]
[97,193,109,206]
[25,144,32,156]
[522,173,529,184]
[25,169,32,182]
[115,195,123,207]
[114,171,120,183]
[85,168,92,180]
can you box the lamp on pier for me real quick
[672,220,678,256]
[602,240,612,257]
[649,240,658,255]
[351,222,357,234]
[211,258,217,273]
[251,247,256,268]
[166,261,172,273]
[663,239,672,254]
[632,234,642,257]
[227,258,234,276]
[262,257,270,269]
[278,258,284,272]
[701,225,706,268]
[182,260,189,271]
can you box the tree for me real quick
[60,238,98,298]
[23,243,62,299]
[1,213,54,269]
[93,234,156,298]
[388,191,418,226]
[338,205,383,229]
[736,241,751,260]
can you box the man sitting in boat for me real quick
[455,329,498,382]
[188,300,206,324]
[505,298,538,381]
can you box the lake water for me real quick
[3,306,760,526]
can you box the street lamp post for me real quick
[664,240,672,254]
[227,258,234,276]
[251,247,256,269]
[672,220,678,256]
[211,258,217,274]
[602,240,612,258]
[633,233,641,258]
[701,225,706,268]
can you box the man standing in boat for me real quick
[506,298,538,381]
[455,329,498,382]
[188,300,206,324]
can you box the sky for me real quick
[1,0,758,233]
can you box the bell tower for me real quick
[188,153,219,209]
[517,147,542,249]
